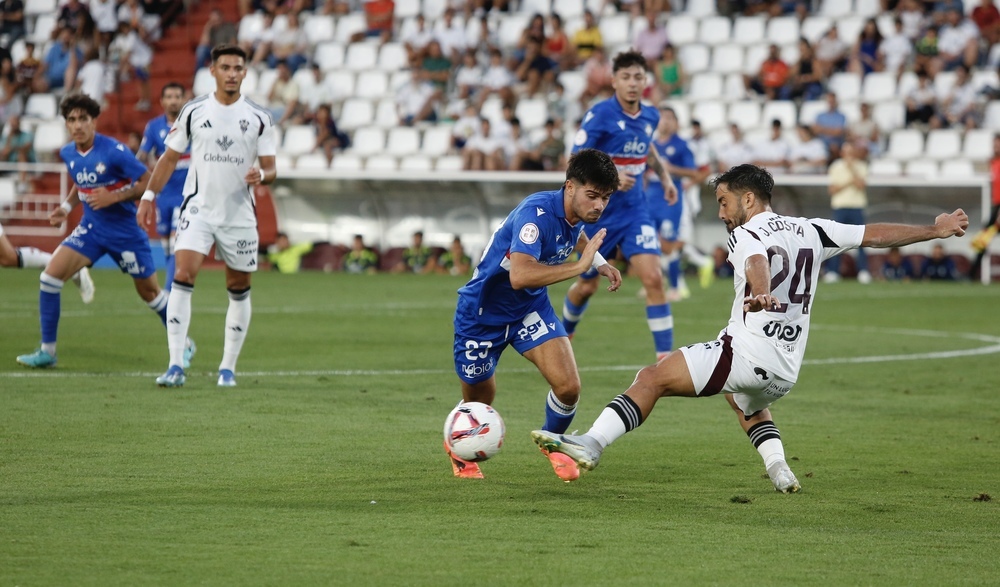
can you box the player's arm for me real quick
[245,155,277,186]
[137,147,182,228]
[49,185,81,226]
[509,228,610,290]
[861,209,969,248]
[573,229,621,292]
[87,169,151,210]
[647,148,677,204]
[743,253,779,313]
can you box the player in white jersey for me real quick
[533,164,969,493]
[137,44,277,388]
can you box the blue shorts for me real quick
[647,182,684,242]
[61,221,157,279]
[156,195,182,237]
[580,203,659,278]
[453,301,566,384]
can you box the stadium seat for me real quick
[983,101,1000,130]
[355,70,389,100]
[256,68,279,100]
[904,159,938,178]
[386,127,421,157]
[684,0,718,17]
[192,68,215,96]
[520,0,552,15]
[394,0,421,19]
[665,15,698,46]
[274,153,294,172]
[498,14,531,49]
[345,43,379,72]
[32,120,67,155]
[766,16,800,46]
[678,44,710,74]
[872,100,905,132]
[687,73,723,101]
[664,100,690,127]
[933,71,957,96]
[388,70,411,94]
[480,96,505,127]
[242,68,260,97]
[400,155,434,171]
[940,159,975,176]
[0,177,16,208]
[797,100,826,125]
[599,15,630,46]
[800,16,832,44]
[711,44,745,75]
[314,42,346,71]
[727,101,762,131]
[761,101,798,129]
[331,154,363,171]
[972,69,1000,93]
[552,0,585,19]
[292,67,316,95]
[924,129,962,160]
[423,0,448,18]
[856,0,881,17]
[743,43,768,76]
[861,72,897,102]
[434,155,464,171]
[365,155,398,171]
[819,0,853,18]
[378,42,408,72]
[515,97,548,131]
[295,153,329,170]
[780,43,800,66]
[962,128,994,161]
[338,98,375,131]
[897,70,918,96]
[836,16,865,43]
[886,129,925,160]
[732,16,766,46]
[30,14,57,44]
[697,16,732,46]
[723,73,747,100]
[869,159,902,176]
[23,93,57,120]
[237,13,265,44]
[692,101,727,132]
[351,127,386,156]
[281,125,317,157]
[335,13,367,44]
[24,0,56,16]
[374,98,399,128]
[325,70,356,100]
[304,15,335,45]
[828,72,861,102]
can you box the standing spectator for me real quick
[745,43,790,99]
[815,27,848,78]
[633,9,667,64]
[266,11,308,72]
[0,0,25,45]
[436,235,471,276]
[849,18,883,76]
[477,48,515,108]
[937,7,979,71]
[45,28,82,93]
[74,47,107,105]
[112,21,153,110]
[787,37,823,100]
[651,43,684,103]
[403,14,434,67]
[434,7,467,62]
[752,119,792,173]
[932,63,978,129]
[920,244,958,280]
[343,234,378,274]
[824,141,871,283]
[393,231,436,274]
[311,103,350,165]
[716,123,755,171]
[812,92,847,160]
[546,13,574,72]
[89,0,120,53]
[971,0,1000,46]
[879,17,913,77]
[572,10,603,67]
[970,134,1000,279]
[462,117,504,170]
[787,124,828,174]
[350,0,393,44]
[905,70,937,125]
[195,9,237,69]
[578,46,613,108]
[880,247,916,281]
[266,61,301,128]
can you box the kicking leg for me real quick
[727,394,800,493]
[524,337,583,481]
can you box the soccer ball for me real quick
[443,402,505,462]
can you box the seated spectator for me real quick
[905,70,937,125]
[932,64,978,129]
[393,231,436,274]
[0,115,34,168]
[44,28,82,92]
[452,102,480,150]
[267,61,302,127]
[787,37,823,101]
[267,232,313,274]
[90,0,119,53]
[266,11,308,72]
[523,118,566,171]
[468,15,500,64]
[849,18,882,76]
[514,38,556,98]
[972,0,1000,45]
[462,117,504,170]
[937,7,979,71]
[898,0,925,40]
[195,9,237,69]
[752,119,792,174]
[245,13,275,66]
[879,17,913,77]
[117,0,158,42]
[815,27,848,78]
[395,74,438,126]
[14,41,42,97]
[547,81,567,125]
[745,43,789,100]
[920,244,958,280]
[61,0,93,40]
[849,102,881,158]
[350,0,393,44]
[633,9,667,64]
[310,103,350,164]
[0,57,17,122]
[74,47,107,105]
[787,124,829,174]
[420,40,452,95]
[716,124,756,171]
[502,117,533,170]
[651,43,684,103]
[0,0,26,45]
[578,46,613,108]
[434,7,467,62]
[812,92,847,160]
[914,24,940,75]
[403,14,434,67]
[301,64,339,113]
[112,21,153,110]
[571,10,603,68]
[436,236,471,276]
[343,234,379,274]
[477,48,515,109]
[546,13,574,72]
[453,50,483,103]
[880,247,915,281]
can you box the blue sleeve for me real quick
[680,145,696,170]
[137,123,156,157]
[113,143,149,182]
[507,207,545,260]
[570,112,605,154]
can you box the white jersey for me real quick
[165,93,277,227]
[725,212,864,382]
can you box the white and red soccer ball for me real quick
[444,402,505,462]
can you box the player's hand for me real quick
[85,187,117,210]
[48,206,67,226]
[618,174,636,192]
[245,167,263,186]
[597,263,621,292]
[664,180,678,205]
[579,228,606,270]
[136,199,156,228]
[936,208,969,238]
[743,293,780,313]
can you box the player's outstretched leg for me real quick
[444,439,483,479]
[531,430,603,472]
[731,397,801,493]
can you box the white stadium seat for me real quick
[558,70,585,102]
[798,100,826,125]
[351,127,386,156]
[435,155,464,171]
[684,0,717,17]
[861,72,897,102]
[515,97,548,131]
[761,101,798,129]
[304,15,335,45]
[692,101,727,132]
[742,43,768,76]
[972,69,1000,93]
[520,0,552,15]
[940,159,975,177]
[697,16,732,46]
[828,72,861,102]
[23,93,57,120]
[687,73,723,100]
[856,0,881,17]
[282,125,317,156]
[423,0,448,18]
[886,129,925,160]
[24,0,56,16]
[365,155,398,171]
[335,13,367,44]
[295,153,329,170]
[800,16,832,44]
[385,127,421,157]
[421,126,454,158]
[924,129,962,160]
[193,68,215,96]
[498,14,530,49]
[836,16,865,43]
[904,159,938,178]
[374,98,399,128]
[962,128,995,161]
[345,43,379,72]
[388,70,412,92]
[732,16,766,46]
[727,101,762,131]
[255,68,278,100]
[599,15,631,46]
[314,42,345,71]
[820,0,853,18]
[869,159,902,176]
[32,120,67,154]
[872,100,905,132]
[325,70,356,101]
[664,100,691,128]
[933,71,957,96]
[237,13,264,43]
[766,16,800,46]
[355,71,389,100]
[400,155,434,171]
[378,42,408,71]
[666,15,698,46]
[552,0,585,20]
[338,98,375,131]
[678,44,710,74]
[30,14,57,44]
[983,101,1000,130]
[723,73,747,100]
[331,154,363,171]
[711,44,745,75]
[394,0,420,19]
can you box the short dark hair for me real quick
[211,44,247,63]
[712,164,774,204]
[161,82,185,97]
[60,92,101,119]
[566,148,619,194]
[612,49,647,73]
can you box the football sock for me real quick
[747,420,786,469]
[39,273,63,354]
[587,394,643,448]
[147,290,168,326]
[18,247,51,268]
[667,252,682,290]
[646,303,673,358]
[542,389,576,434]
[220,287,251,373]
[561,295,588,336]
[166,281,193,368]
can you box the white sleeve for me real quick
[809,218,866,262]
[728,227,768,279]
[257,114,277,157]
[164,107,192,154]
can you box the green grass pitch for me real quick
[1,268,998,586]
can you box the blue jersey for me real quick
[138,114,190,202]
[60,134,149,238]
[457,189,581,325]
[572,96,659,215]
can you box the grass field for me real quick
[1,268,998,586]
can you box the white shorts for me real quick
[175,212,259,272]
[679,333,796,416]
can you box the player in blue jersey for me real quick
[15,93,190,368]
[448,149,622,481]
[138,82,189,292]
[561,50,678,362]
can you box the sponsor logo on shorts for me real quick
[636,224,658,249]
[517,311,549,342]
[462,357,496,379]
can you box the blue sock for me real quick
[668,257,682,290]
[165,254,175,291]
[646,303,673,356]
[542,390,576,433]
[39,273,63,353]
[147,290,168,326]
[562,296,588,335]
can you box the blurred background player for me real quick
[137,82,189,291]
[435,235,471,276]
[449,149,621,481]
[561,50,677,361]
[266,231,312,273]
[969,134,1000,280]
[1,223,94,303]
[16,93,184,368]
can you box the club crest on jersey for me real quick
[239,119,249,134]
[95,162,106,174]
[216,135,234,151]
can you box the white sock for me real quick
[166,282,193,368]
[147,290,168,315]
[220,287,251,372]
[587,394,643,449]
[757,438,786,470]
[18,247,51,268]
